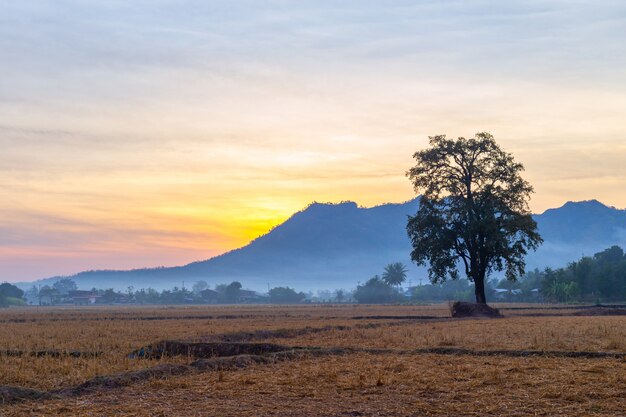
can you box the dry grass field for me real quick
[0,304,624,416]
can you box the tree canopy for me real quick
[382,262,408,287]
[192,280,208,294]
[268,287,306,304]
[0,282,25,307]
[406,133,542,303]
[538,245,626,302]
[53,278,78,295]
[353,275,403,304]
[224,281,242,302]
[0,283,24,299]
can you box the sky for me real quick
[1,1,626,282]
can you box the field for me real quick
[0,304,624,416]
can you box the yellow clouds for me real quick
[2,0,626,281]
[3,74,626,283]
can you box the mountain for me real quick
[24,199,626,291]
[536,200,626,244]
[528,199,626,270]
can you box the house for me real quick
[238,289,266,303]
[112,294,133,304]
[200,289,220,304]
[529,288,543,301]
[494,288,522,301]
[404,286,419,297]
[68,290,100,305]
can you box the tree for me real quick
[0,283,24,299]
[268,287,306,303]
[192,280,208,294]
[382,262,408,287]
[526,246,626,302]
[406,133,542,304]
[224,281,242,303]
[353,276,403,304]
[159,286,192,304]
[134,288,161,304]
[100,288,120,304]
[38,285,61,305]
[0,283,25,307]
[25,285,39,305]
[410,279,476,302]
[53,278,77,295]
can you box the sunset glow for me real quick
[2,1,626,281]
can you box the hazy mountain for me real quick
[23,198,626,292]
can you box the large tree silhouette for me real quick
[406,133,542,304]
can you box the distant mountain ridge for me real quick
[22,198,626,291]
[536,200,626,244]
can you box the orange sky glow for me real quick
[1,1,625,281]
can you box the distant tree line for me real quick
[355,249,626,304]
[353,262,500,303]
[510,245,626,303]
[5,247,626,307]
[18,279,312,306]
[408,246,626,303]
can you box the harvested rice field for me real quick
[1,304,625,416]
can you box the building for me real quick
[200,289,220,304]
[238,289,266,303]
[68,290,100,305]
[493,288,522,301]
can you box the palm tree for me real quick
[382,262,408,287]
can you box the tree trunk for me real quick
[474,275,487,304]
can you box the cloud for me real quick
[1,0,626,281]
